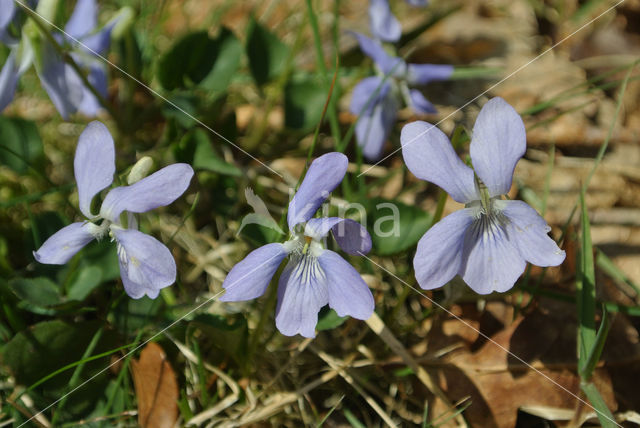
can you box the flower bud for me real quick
[127,156,153,185]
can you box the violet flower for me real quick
[350,33,453,160]
[34,121,194,299]
[369,0,428,42]
[0,0,17,43]
[401,97,565,294]
[39,0,116,117]
[0,0,21,112]
[220,153,374,338]
[0,0,116,117]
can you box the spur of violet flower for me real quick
[33,121,194,299]
[401,97,566,294]
[350,33,453,161]
[220,153,375,338]
[0,0,117,117]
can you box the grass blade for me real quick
[577,186,596,371]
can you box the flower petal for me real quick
[470,97,526,197]
[219,243,288,301]
[407,64,454,85]
[33,222,96,265]
[500,200,566,267]
[351,32,405,75]
[275,257,329,338]
[113,228,176,299]
[408,89,436,114]
[401,121,476,203]
[0,0,16,34]
[356,85,398,161]
[349,76,383,116]
[74,121,116,218]
[76,63,107,117]
[100,163,194,222]
[414,209,475,289]
[36,44,84,119]
[287,152,348,229]
[459,213,527,294]
[406,0,428,6]
[368,0,401,42]
[0,52,20,112]
[318,250,374,319]
[305,217,372,255]
[65,0,98,40]
[77,21,116,55]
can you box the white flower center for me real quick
[283,228,326,286]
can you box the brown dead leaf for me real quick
[424,300,635,428]
[131,342,179,428]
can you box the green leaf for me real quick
[172,128,241,176]
[238,222,284,247]
[284,76,327,130]
[156,31,212,90]
[0,117,44,174]
[577,187,596,372]
[316,307,348,331]
[66,265,103,301]
[246,15,289,86]
[199,28,243,94]
[158,29,242,92]
[364,198,432,256]
[580,381,617,428]
[3,320,120,420]
[579,305,612,380]
[162,93,199,128]
[8,277,61,307]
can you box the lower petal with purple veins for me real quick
[459,212,526,294]
[113,228,176,299]
[275,255,329,338]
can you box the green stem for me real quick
[305,0,341,146]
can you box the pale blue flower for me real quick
[220,153,374,338]
[0,0,17,43]
[401,98,565,294]
[350,33,453,160]
[369,0,428,42]
[0,0,116,117]
[34,121,194,299]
